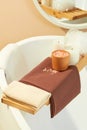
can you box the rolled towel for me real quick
[65,29,87,56]
[64,29,87,65]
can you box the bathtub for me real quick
[0,36,87,130]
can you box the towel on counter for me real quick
[3,81,51,110]
[20,57,81,118]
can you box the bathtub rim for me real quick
[0,35,62,130]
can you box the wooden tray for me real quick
[1,54,87,114]
[1,94,50,114]
[76,54,87,71]
[40,4,87,20]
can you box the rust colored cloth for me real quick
[20,57,81,118]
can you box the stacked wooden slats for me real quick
[40,4,87,20]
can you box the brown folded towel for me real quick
[20,57,81,118]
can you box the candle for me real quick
[52,50,70,71]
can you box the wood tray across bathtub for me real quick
[40,4,87,20]
[1,54,87,114]
[1,94,50,114]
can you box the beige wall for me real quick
[0,0,67,49]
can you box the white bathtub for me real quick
[0,36,87,130]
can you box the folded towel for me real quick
[20,57,81,118]
[3,81,51,109]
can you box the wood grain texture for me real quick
[41,5,87,20]
[76,54,87,71]
[1,54,87,115]
[1,94,50,114]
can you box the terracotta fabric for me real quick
[20,57,81,118]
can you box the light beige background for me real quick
[0,0,67,50]
[0,0,87,50]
